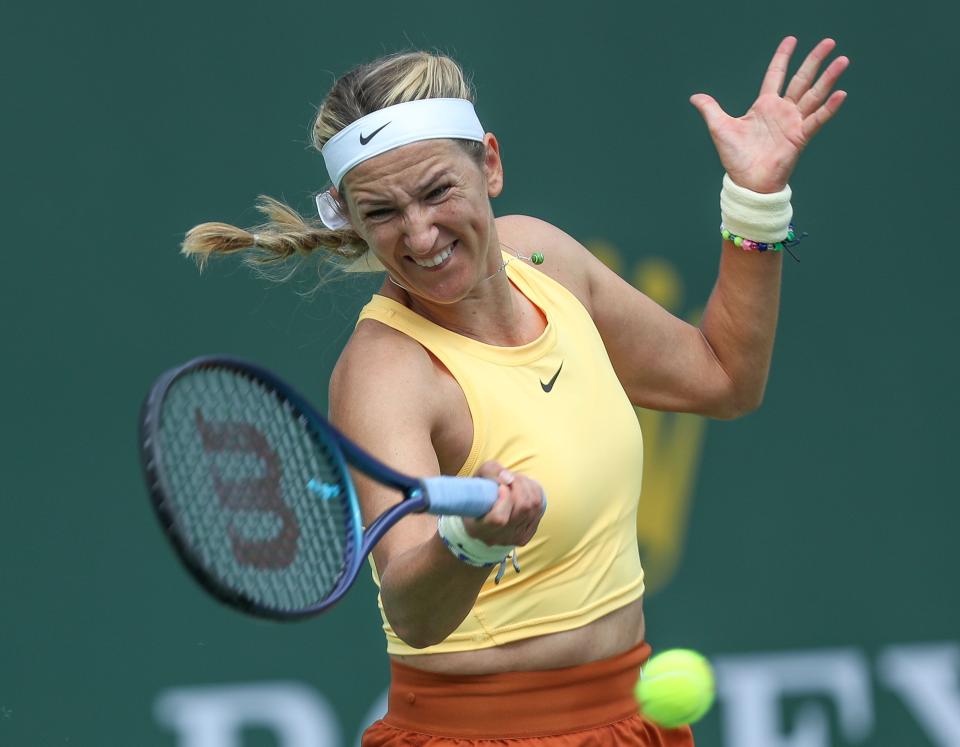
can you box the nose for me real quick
[401,205,440,256]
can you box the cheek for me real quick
[439,192,489,228]
[363,221,398,249]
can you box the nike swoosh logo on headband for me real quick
[359,122,391,145]
[540,362,563,393]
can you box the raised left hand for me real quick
[690,37,850,194]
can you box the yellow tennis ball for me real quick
[634,648,715,729]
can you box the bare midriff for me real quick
[392,597,645,675]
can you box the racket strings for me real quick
[156,366,357,614]
[269,387,350,593]
[298,418,352,581]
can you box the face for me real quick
[339,135,504,304]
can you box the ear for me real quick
[330,185,358,230]
[482,133,504,198]
[329,186,348,212]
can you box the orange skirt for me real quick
[362,642,695,746]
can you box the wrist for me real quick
[437,515,522,585]
[724,166,791,195]
[720,173,793,244]
[721,224,799,253]
[437,515,513,567]
[726,177,788,194]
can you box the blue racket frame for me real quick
[141,355,496,621]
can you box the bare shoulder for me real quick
[329,319,450,573]
[495,214,597,313]
[329,319,440,432]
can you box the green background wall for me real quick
[3,1,957,744]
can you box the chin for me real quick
[397,258,478,304]
[409,282,472,306]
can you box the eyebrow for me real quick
[415,170,450,195]
[354,169,451,210]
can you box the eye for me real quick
[426,184,451,200]
[364,207,394,222]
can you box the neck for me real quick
[382,244,542,347]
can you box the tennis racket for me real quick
[139,355,498,620]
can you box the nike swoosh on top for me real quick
[359,122,391,145]
[540,362,563,393]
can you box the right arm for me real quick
[329,322,544,648]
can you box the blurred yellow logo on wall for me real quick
[588,240,708,595]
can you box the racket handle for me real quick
[421,477,499,517]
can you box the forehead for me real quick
[342,139,475,199]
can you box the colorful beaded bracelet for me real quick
[721,223,805,253]
[721,223,808,261]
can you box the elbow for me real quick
[729,391,765,420]
[714,399,761,420]
[386,602,456,649]
[392,622,449,650]
[704,385,765,420]
[399,635,439,650]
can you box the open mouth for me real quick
[410,241,457,269]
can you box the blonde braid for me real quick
[181,196,363,271]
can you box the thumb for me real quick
[689,93,728,131]
[476,460,506,481]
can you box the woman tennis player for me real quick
[183,37,848,746]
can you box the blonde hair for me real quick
[182,52,480,272]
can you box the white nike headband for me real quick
[321,98,485,190]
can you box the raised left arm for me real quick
[594,37,849,418]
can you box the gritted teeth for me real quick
[412,242,456,268]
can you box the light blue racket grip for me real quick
[421,477,499,517]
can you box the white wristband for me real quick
[720,173,793,243]
[437,515,514,567]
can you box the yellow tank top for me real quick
[357,255,645,655]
